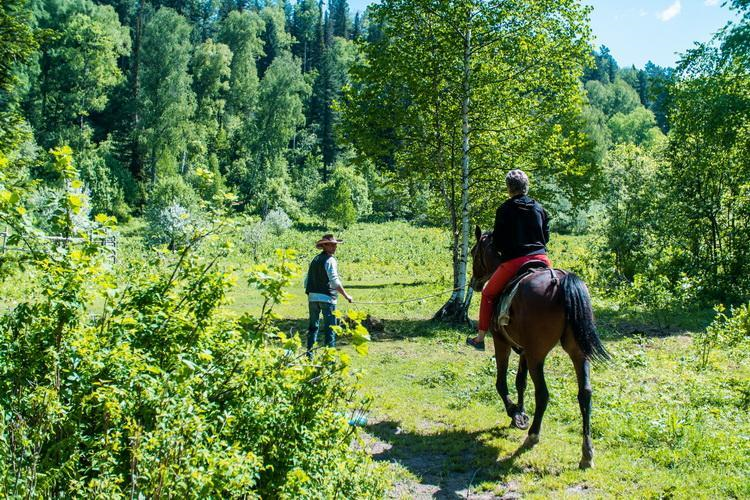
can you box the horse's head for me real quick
[470,225,501,292]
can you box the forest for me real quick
[0,0,748,497]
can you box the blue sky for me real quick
[345,0,740,68]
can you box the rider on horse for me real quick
[467,169,551,351]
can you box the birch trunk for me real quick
[434,23,473,324]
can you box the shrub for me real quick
[242,218,266,261]
[0,147,389,498]
[695,303,750,369]
[264,207,292,236]
[616,273,699,331]
[188,157,225,202]
[144,176,203,248]
[28,185,95,235]
[313,182,357,228]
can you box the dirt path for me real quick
[362,419,519,499]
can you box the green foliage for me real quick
[666,38,750,299]
[598,144,662,279]
[695,303,750,369]
[334,309,372,356]
[229,51,310,209]
[144,175,202,247]
[26,0,130,148]
[218,9,263,120]
[616,273,698,330]
[78,141,132,220]
[585,78,641,117]
[608,107,663,147]
[0,149,388,498]
[138,7,196,180]
[0,0,37,155]
[311,164,371,228]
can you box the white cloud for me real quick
[705,0,720,6]
[657,1,682,21]
[639,9,648,17]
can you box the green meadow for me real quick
[133,221,750,499]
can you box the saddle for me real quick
[494,260,557,351]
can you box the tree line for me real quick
[2,0,749,306]
[4,0,371,224]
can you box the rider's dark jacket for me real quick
[492,194,550,263]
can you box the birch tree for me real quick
[344,0,592,321]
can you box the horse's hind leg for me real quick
[523,359,549,448]
[563,334,595,469]
[512,355,530,429]
[574,354,594,469]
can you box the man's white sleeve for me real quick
[325,257,342,289]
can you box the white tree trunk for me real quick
[434,23,472,323]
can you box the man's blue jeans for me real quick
[307,301,337,351]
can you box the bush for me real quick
[0,148,389,498]
[264,207,292,236]
[28,185,95,235]
[616,273,699,330]
[695,303,750,369]
[242,218,266,261]
[187,157,226,202]
[144,176,203,248]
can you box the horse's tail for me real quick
[560,272,610,362]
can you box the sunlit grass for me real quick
[5,219,748,497]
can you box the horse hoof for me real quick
[579,458,594,469]
[523,433,539,448]
[512,412,530,430]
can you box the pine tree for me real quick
[329,0,350,39]
[352,11,361,40]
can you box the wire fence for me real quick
[0,227,118,263]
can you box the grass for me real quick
[209,220,748,498]
[4,219,749,497]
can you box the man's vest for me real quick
[305,252,335,297]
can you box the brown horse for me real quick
[470,226,609,469]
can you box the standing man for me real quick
[305,234,353,354]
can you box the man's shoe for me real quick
[466,336,485,351]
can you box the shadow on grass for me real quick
[366,420,532,498]
[594,304,715,342]
[293,221,329,232]
[277,317,473,345]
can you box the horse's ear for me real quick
[475,225,482,242]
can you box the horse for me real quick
[470,226,609,469]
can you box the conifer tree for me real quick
[330,0,350,39]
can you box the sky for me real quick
[345,0,740,68]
